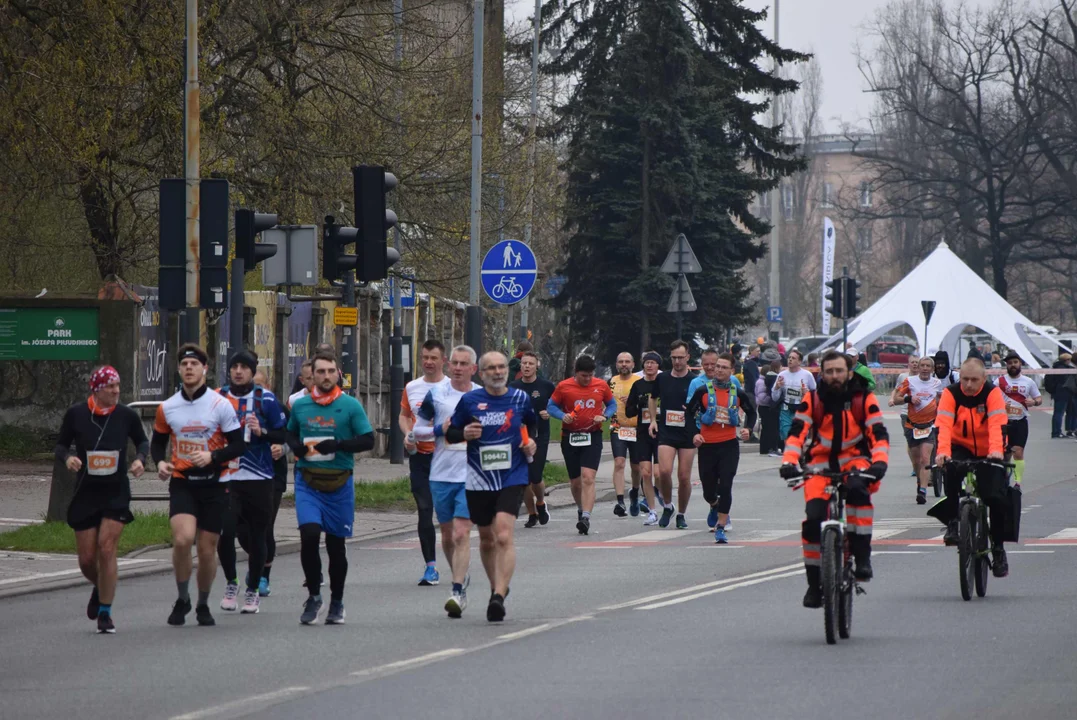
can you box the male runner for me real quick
[648,340,698,528]
[685,351,749,544]
[626,351,662,524]
[772,349,816,447]
[400,340,451,586]
[447,351,538,621]
[997,351,1041,486]
[608,352,642,517]
[890,357,944,504]
[287,352,376,625]
[510,351,555,528]
[288,360,314,409]
[414,346,480,617]
[215,350,288,614]
[152,344,245,628]
[548,355,617,535]
[252,368,287,597]
[55,365,148,633]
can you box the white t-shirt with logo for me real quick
[772,368,817,407]
[414,382,480,484]
[997,374,1040,421]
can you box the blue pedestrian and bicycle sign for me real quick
[481,240,537,304]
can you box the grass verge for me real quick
[354,478,416,511]
[0,511,173,555]
[548,419,611,442]
[542,462,569,487]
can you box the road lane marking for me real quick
[171,687,310,720]
[1008,550,1054,554]
[684,545,745,549]
[1045,528,1077,539]
[635,571,802,610]
[598,564,802,611]
[351,649,466,677]
[875,551,929,554]
[498,623,552,640]
[576,545,633,549]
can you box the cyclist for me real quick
[608,352,641,517]
[933,357,1011,577]
[400,340,451,587]
[997,351,1041,485]
[626,351,663,524]
[648,340,699,528]
[54,365,149,634]
[547,355,617,534]
[780,350,889,608]
[152,344,246,628]
[890,356,944,505]
[510,351,555,527]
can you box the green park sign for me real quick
[0,307,100,361]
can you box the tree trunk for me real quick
[46,457,77,523]
[79,172,121,280]
[640,129,652,352]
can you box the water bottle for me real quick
[406,431,417,455]
[240,399,251,443]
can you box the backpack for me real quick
[699,378,740,427]
[219,385,265,421]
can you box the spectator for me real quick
[756,352,782,457]
[1047,352,1077,438]
[741,345,762,444]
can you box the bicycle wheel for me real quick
[821,527,841,645]
[509,283,523,299]
[932,466,943,497]
[838,560,853,640]
[975,508,990,598]
[492,284,506,300]
[958,502,975,602]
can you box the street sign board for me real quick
[481,240,537,305]
[921,300,936,324]
[333,307,358,326]
[660,233,703,274]
[262,225,318,286]
[767,306,783,322]
[666,274,697,313]
[545,274,566,298]
[388,266,416,308]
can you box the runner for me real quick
[288,360,313,409]
[933,350,960,385]
[151,344,246,628]
[890,357,945,504]
[509,351,555,528]
[400,340,451,586]
[894,356,921,479]
[772,349,817,476]
[54,365,149,634]
[997,351,1041,485]
[446,351,538,622]
[251,368,287,597]
[413,346,480,617]
[547,355,616,534]
[626,351,663,524]
[685,351,749,544]
[608,352,641,518]
[215,351,288,615]
[287,352,376,625]
[648,340,699,528]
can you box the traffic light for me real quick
[843,277,862,318]
[322,215,358,282]
[235,209,279,271]
[158,179,187,310]
[354,165,401,281]
[199,179,229,308]
[824,278,843,318]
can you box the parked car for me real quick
[868,335,917,365]
[786,335,836,359]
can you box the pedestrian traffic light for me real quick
[843,277,862,318]
[825,278,843,318]
[199,179,229,308]
[354,165,400,282]
[322,215,358,282]
[235,209,279,271]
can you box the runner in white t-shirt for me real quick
[997,351,1041,485]
[288,360,313,410]
[771,349,817,442]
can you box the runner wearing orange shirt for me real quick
[890,356,944,505]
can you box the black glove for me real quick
[313,439,339,455]
[286,437,308,458]
[865,461,886,481]
[779,463,800,480]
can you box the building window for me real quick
[859,181,872,207]
[759,191,771,210]
[821,182,833,208]
[782,184,795,221]
[857,226,873,252]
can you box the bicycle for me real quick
[929,459,1013,601]
[791,469,871,645]
[491,277,523,300]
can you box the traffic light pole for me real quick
[341,272,359,402]
[466,0,485,363]
[841,266,849,352]
[229,257,245,356]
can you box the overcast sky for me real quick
[504,0,990,134]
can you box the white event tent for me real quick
[817,241,1055,366]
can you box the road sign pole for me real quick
[229,256,245,357]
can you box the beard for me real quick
[817,377,849,403]
[1006,366,1020,377]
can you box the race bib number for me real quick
[641,409,652,424]
[176,436,208,462]
[713,406,731,425]
[569,432,592,447]
[1006,403,1023,417]
[912,426,932,440]
[617,427,637,442]
[665,410,686,427]
[479,443,512,471]
[785,386,803,404]
[304,436,336,463]
[86,450,120,476]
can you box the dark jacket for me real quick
[742,357,761,396]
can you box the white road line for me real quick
[1045,528,1077,540]
[875,551,928,555]
[598,564,802,611]
[170,687,310,720]
[576,546,633,550]
[1008,550,1055,554]
[609,530,682,543]
[683,545,746,549]
[351,649,466,677]
[498,623,552,641]
[1033,541,1077,546]
[635,570,802,610]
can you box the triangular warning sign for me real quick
[666,274,697,313]
[660,233,703,274]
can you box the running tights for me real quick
[299,523,347,602]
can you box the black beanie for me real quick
[228,349,259,374]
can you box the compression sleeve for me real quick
[336,432,376,454]
[546,399,567,421]
[53,407,76,463]
[603,398,618,418]
[625,383,641,418]
[445,425,466,444]
[128,409,150,464]
[210,427,246,466]
[150,429,171,464]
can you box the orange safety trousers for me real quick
[801,475,880,567]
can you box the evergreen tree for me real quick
[541,0,808,358]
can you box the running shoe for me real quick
[714,526,728,544]
[87,586,100,621]
[220,582,240,611]
[675,514,688,530]
[639,497,650,515]
[195,604,215,627]
[241,589,260,614]
[167,598,191,627]
[613,502,627,517]
[916,489,927,505]
[658,506,674,528]
[577,509,583,523]
[486,593,506,622]
[724,519,732,532]
[768,451,782,458]
[524,513,539,528]
[419,566,440,586]
[706,505,719,531]
[258,576,271,597]
[300,595,323,625]
[643,511,659,526]
[992,547,1009,578]
[97,611,116,634]
[537,503,550,525]
[576,516,591,535]
[656,491,666,507]
[629,488,640,517]
[325,600,346,625]
[445,591,467,618]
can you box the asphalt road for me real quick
[2,412,1076,720]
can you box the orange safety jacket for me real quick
[934,382,1006,458]
[782,390,889,473]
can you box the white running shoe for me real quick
[220,583,240,611]
[445,591,467,619]
[240,589,260,614]
[643,511,659,526]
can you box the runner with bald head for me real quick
[608,352,642,517]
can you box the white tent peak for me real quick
[820,243,1053,366]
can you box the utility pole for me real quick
[465,0,485,359]
[389,0,406,464]
[768,0,781,339]
[182,0,201,345]
[519,0,540,342]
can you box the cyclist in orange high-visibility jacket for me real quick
[932,357,1012,577]
[780,350,889,609]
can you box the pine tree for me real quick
[542,0,808,358]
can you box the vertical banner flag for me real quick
[821,217,836,334]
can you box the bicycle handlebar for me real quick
[786,468,877,490]
[927,459,1015,472]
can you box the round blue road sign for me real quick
[481,240,537,305]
